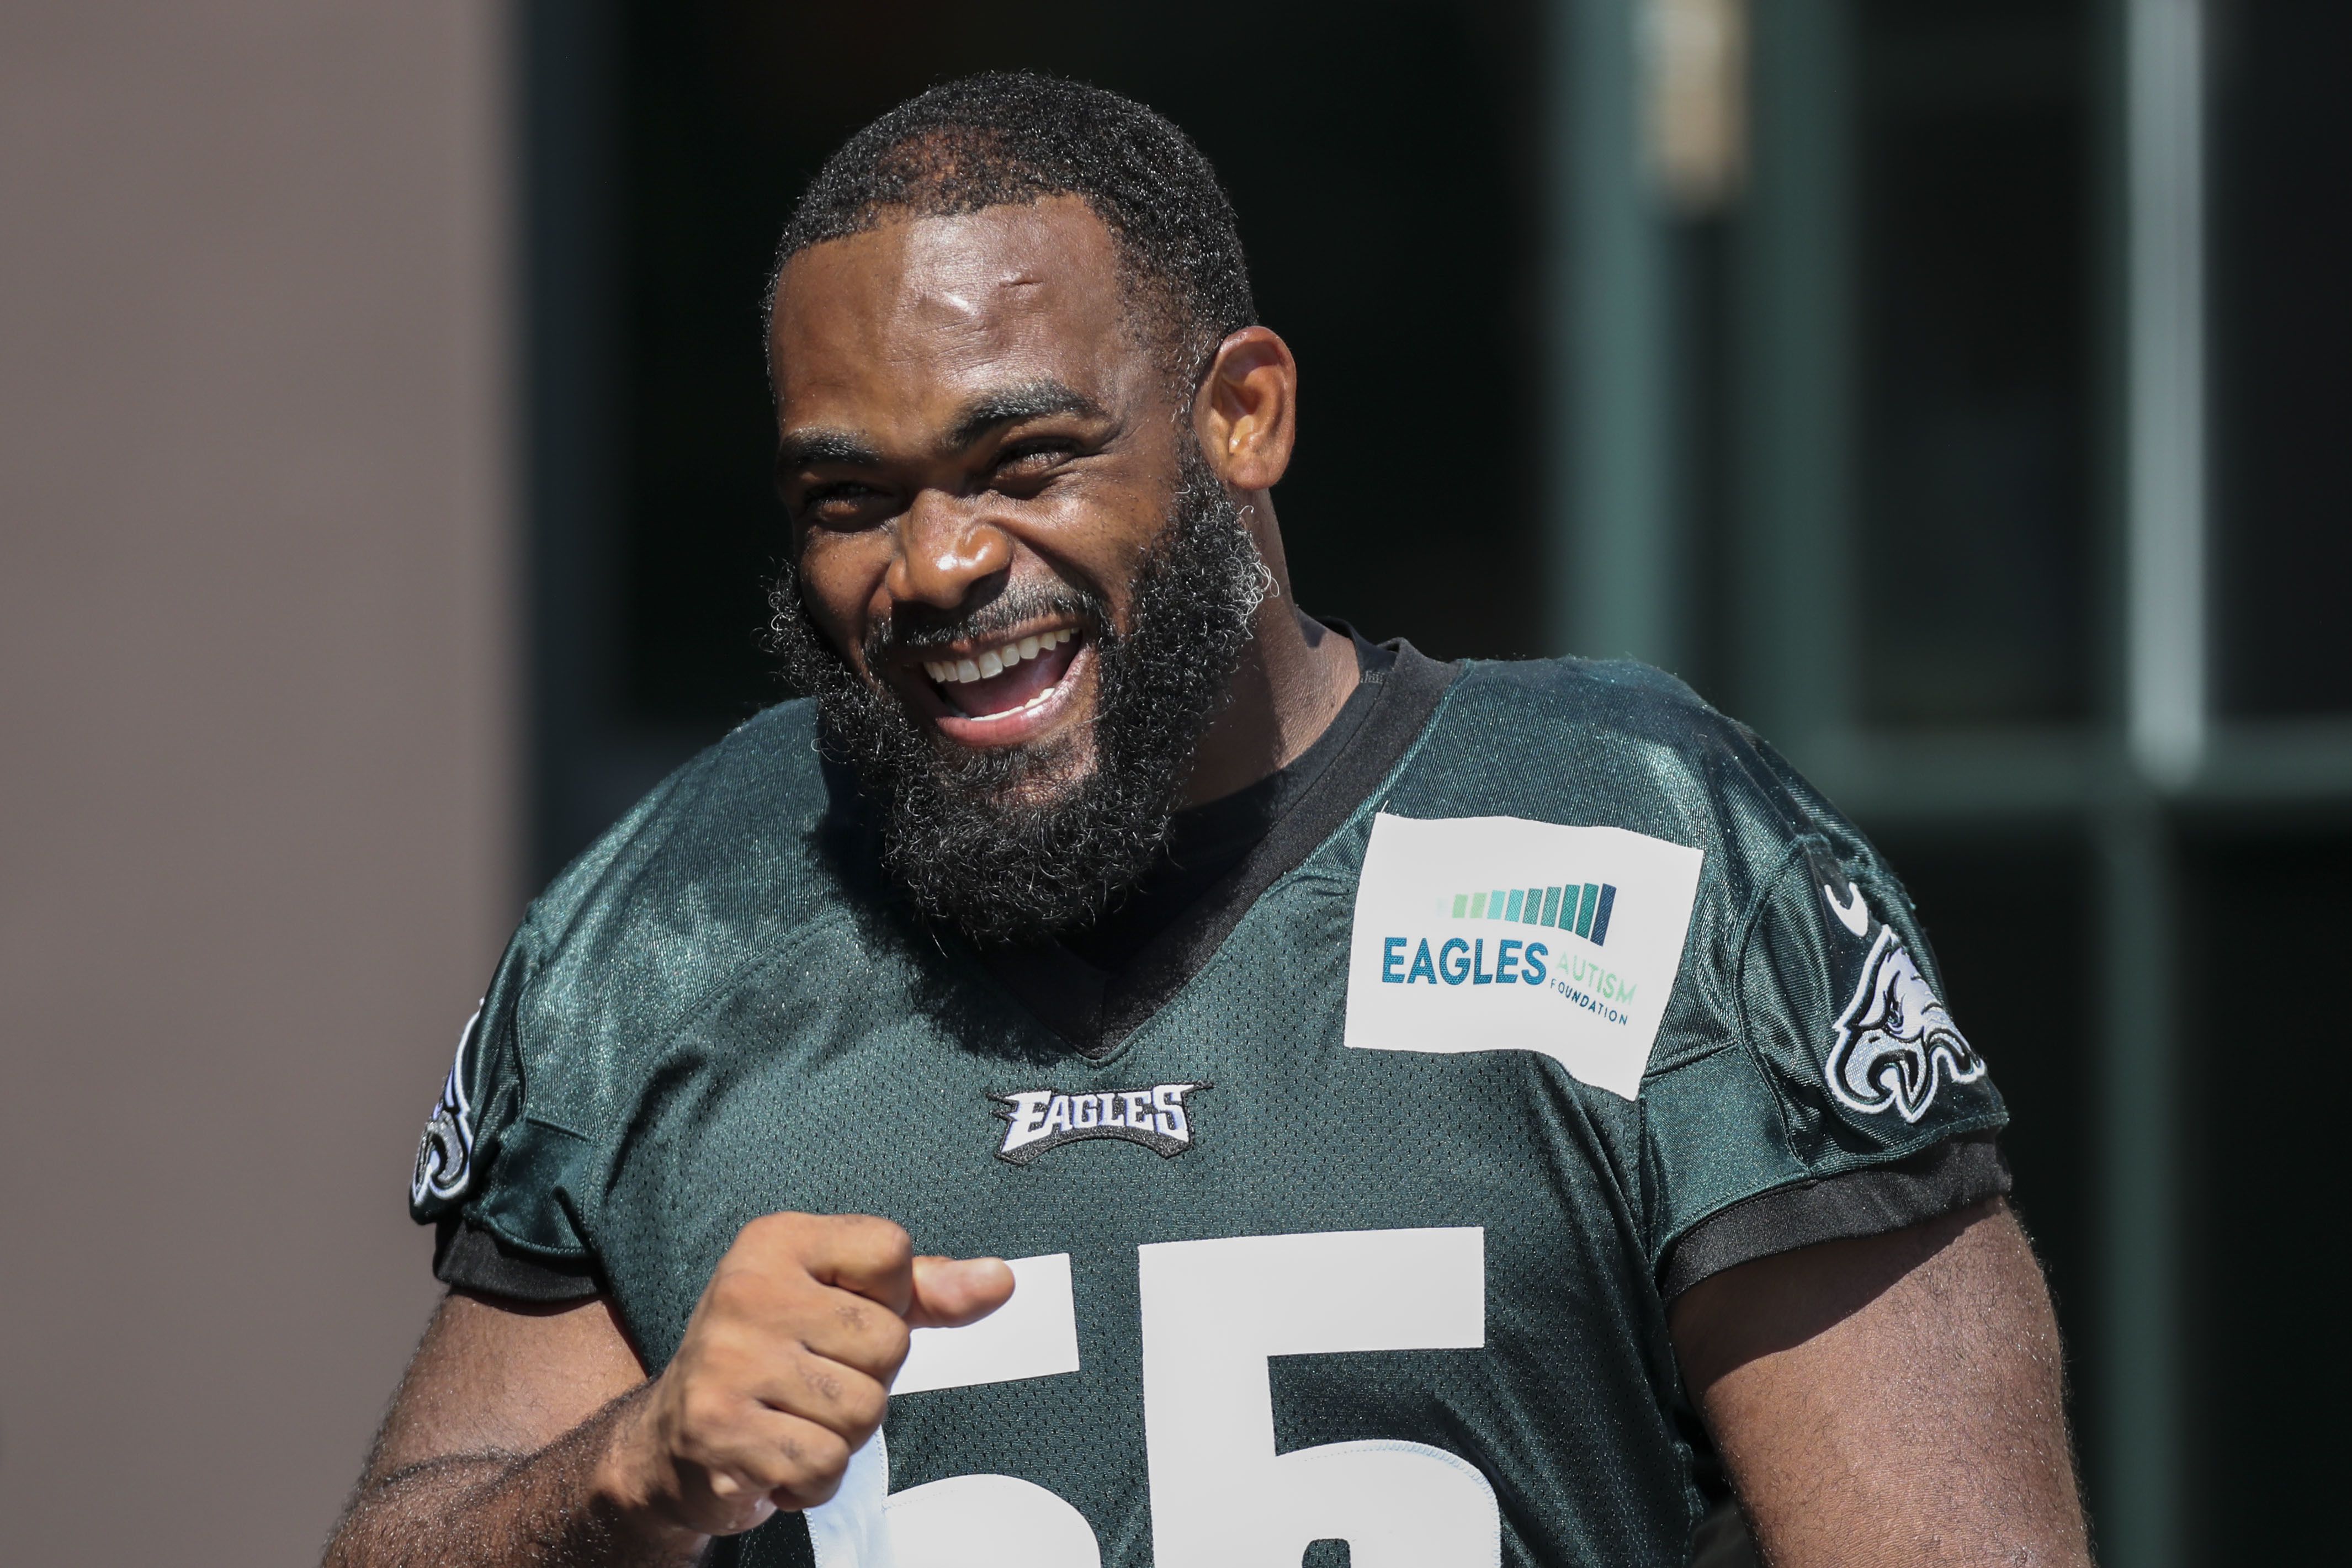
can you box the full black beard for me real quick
[768,450,1270,947]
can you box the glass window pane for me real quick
[2211,0,2352,719]
[1851,0,2094,729]
[2182,831,2352,1559]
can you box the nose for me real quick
[886,488,1013,610]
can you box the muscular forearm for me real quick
[325,1387,707,1568]
[336,1224,1010,1568]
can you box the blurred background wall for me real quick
[0,2,513,1561]
[3,1,2345,1564]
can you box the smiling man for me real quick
[329,75,2091,1568]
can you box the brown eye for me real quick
[801,482,888,527]
[992,443,1073,485]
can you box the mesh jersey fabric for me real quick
[408,653,2008,1568]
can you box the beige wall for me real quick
[0,4,515,1559]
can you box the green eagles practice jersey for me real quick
[410,651,2006,1568]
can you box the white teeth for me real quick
[922,628,1082,685]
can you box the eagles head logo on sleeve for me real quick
[411,1003,482,1205]
[1824,926,1985,1123]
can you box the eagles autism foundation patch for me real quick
[1344,814,1703,1098]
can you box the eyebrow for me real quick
[943,380,1108,451]
[776,380,1109,474]
[775,428,883,470]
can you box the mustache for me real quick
[862,578,1110,667]
[766,442,1267,946]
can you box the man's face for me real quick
[772,196,1191,799]
[767,197,1268,943]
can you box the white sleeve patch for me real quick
[1825,926,1987,1123]
[410,1002,481,1205]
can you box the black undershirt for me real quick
[436,632,2006,1304]
[1064,640,1388,974]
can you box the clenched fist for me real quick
[594,1213,1013,1543]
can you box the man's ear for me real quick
[1192,326,1297,492]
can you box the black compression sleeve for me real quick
[1659,1133,2011,1301]
[433,1216,602,1304]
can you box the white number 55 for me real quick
[813,1226,1498,1568]
[1142,1226,1499,1568]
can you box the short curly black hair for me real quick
[767,72,1257,392]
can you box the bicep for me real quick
[1670,1199,2088,1567]
[363,1289,651,1484]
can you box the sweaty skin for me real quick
[771,196,1360,806]
[327,201,2093,1566]
[1674,1199,2090,1566]
[328,1219,1011,1566]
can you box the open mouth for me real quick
[919,626,1086,725]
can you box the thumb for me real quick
[906,1255,1015,1330]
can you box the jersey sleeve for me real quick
[1639,820,2010,1293]
[407,922,603,1285]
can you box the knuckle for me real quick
[841,1379,889,1434]
[799,1357,845,1404]
[705,1269,797,1328]
[798,1429,853,1488]
[678,1384,739,1438]
[737,1210,808,1252]
[704,1270,753,1316]
[846,1215,914,1268]
[870,1314,912,1370]
[758,1426,851,1508]
[710,1257,779,1306]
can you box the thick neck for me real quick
[1179,496,1361,808]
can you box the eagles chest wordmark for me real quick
[990,1083,1208,1166]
